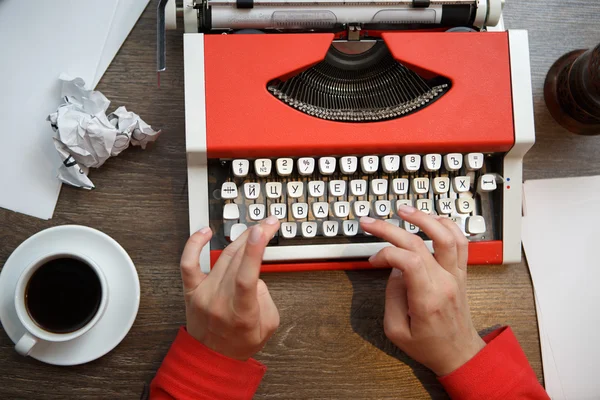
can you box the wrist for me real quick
[187,325,255,361]
[435,336,486,376]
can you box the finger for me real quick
[180,227,212,293]
[438,217,469,272]
[221,216,279,289]
[360,216,431,257]
[233,218,280,313]
[396,205,458,270]
[207,227,253,284]
[384,268,411,342]
[369,246,432,294]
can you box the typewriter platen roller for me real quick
[160,0,535,273]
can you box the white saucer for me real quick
[0,225,140,366]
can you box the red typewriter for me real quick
[157,0,535,273]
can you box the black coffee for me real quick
[25,257,102,334]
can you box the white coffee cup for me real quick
[13,252,109,356]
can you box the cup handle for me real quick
[15,332,38,356]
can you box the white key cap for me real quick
[456,197,475,214]
[424,154,442,172]
[354,201,370,217]
[382,155,400,173]
[343,220,359,236]
[276,158,293,176]
[385,219,400,227]
[412,177,430,194]
[300,221,317,238]
[453,176,471,193]
[266,182,282,199]
[322,221,339,237]
[248,204,266,220]
[403,220,419,233]
[223,203,240,220]
[416,198,433,214]
[232,159,249,177]
[371,179,388,195]
[313,202,329,218]
[360,156,379,174]
[301,222,318,238]
[333,201,350,218]
[287,181,304,198]
[281,222,297,238]
[350,179,367,196]
[291,203,309,219]
[395,199,413,213]
[392,178,409,195]
[319,157,336,175]
[244,182,260,199]
[437,198,455,215]
[329,180,346,197]
[466,215,486,234]
[374,200,391,217]
[229,223,247,241]
[444,153,463,171]
[479,174,497,192]
[340,156,358,174]
[221,182,238,199]
[255,159,272,177]
[308,181,325,197]
[402,154,421,172]
[466,153,484,170]
[269,203,287,219]
[433,177,450,194]
[297,157,315,176]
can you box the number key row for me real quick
[231,154,486,177]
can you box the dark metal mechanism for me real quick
[267,42,450,122]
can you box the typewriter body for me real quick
[159,0,535,273]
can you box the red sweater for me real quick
[150,326,549,399]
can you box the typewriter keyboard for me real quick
[208,154,501,254]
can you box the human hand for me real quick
[360,206,485,376]
[179,216,281,361]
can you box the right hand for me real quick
[179,216,281,361]
[360,205,486,376]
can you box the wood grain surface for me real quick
[1,1,599,398]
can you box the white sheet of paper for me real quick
[522,176,600,399]
[534,289,565,399]
[93,0,151,87]
[0,0,118,219]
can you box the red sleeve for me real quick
[438,326,549,400]
[150,327,266,400]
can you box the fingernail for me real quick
[199,227,212,234]
[265,215,279,225]
[432,215,441,220]
[368,255,375,263]
[398,205,416,214]
[248,225,263,244]
[360,216,376,224]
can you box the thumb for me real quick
[180,227,212,293]
[384,268,411,342]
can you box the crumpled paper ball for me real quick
[47,74,161,189]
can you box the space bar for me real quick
[262,241,434,262]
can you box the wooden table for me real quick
[1,1,599,398]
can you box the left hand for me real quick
[179,216,281,361]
